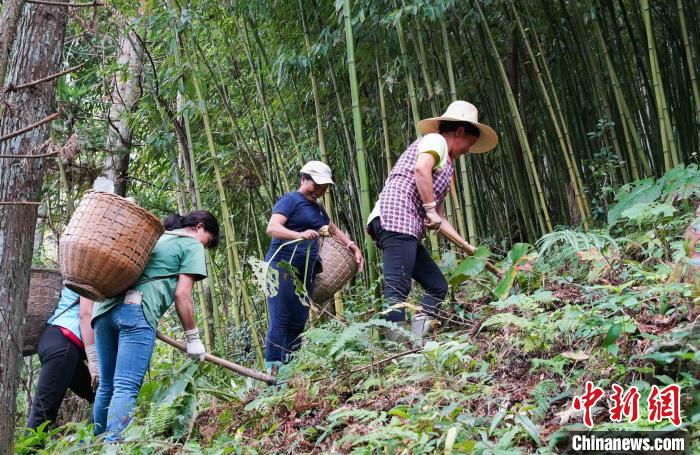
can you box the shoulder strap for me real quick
[164,230,197,239]
[130,231,197,287]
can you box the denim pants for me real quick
[93,303,155,441]
[26,326,94,430]
[265,257,318,365]
[369,217,448,322]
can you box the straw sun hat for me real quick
[418,101,499,153]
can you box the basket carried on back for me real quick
[312,234,358,304]
[23,269,63,356]
[59,191,164,301]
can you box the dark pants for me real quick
[26,326,94,430]
[265,257,318,364]
[369,217,448,322]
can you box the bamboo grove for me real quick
[35,0,700,364]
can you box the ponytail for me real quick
[162,210,220,248]
[163,213,184,230]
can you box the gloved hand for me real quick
[185,328,206,361]
[85,344,100,392]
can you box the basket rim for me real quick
[83,190,164,232]
[30,267,62,275]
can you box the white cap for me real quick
[300,160,334,185]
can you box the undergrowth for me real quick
[14,167,700,453]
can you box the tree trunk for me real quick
[99,19,143,196]
[0,2,67,451]
[0,0,24,85]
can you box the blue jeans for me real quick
[93,303,155,441]
[264,257,318,364]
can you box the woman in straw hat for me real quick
[264,161,364,375]
[367,101,497,340]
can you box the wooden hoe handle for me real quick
[437,226,502,278]
[156,332,276,385]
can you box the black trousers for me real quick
[369,217,448,322]
[26,325,94,430]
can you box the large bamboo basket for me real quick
[59,191,164,301]
[23,269,63,356]
[312,234,358,304]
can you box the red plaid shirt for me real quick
[379,139,453,239]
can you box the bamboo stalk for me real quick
[156,332,275,385]
[187,48,265,366]
[244,18,304,167]
[511,2,588,229]
[411,12,438,117]
[525,5,597,198]
[299,1,342,315]
[677,0,700,139]
[393,1,421,138]
[440,21,472,242]
[239,18,293,191]
[343,0,377,282]
[642,0,678,170]
[475,0,552,233]
[377,59,392,174]
[56,157,74,219]
[205,252,225,354]
[190,38,272,204]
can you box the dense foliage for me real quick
[10,0,700,451]
[17,167,699,454]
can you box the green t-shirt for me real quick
[92,231,207,330]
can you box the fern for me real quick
[480,312,530,331]
[537,227,617,257]
[147,400,179,435]
[328,407,382,423]
[328,319,413,359]
[490,293,542,315]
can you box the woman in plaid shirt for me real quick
[367,101,498,340]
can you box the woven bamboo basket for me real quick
[312,234,358,304]
[23,269,63,356]
[59,191,164,300]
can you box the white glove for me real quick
[185,328,206,361]
[85,344,100,392]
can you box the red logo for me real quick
[572,383,682,427]
[572,381,605,427]
[648,384,682,426]
[609,384,640,423]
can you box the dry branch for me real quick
[5,63,85,92]
[25,0,101,6]
[0,201,41,205]
[311,347,423,384]
[0,112,59,143]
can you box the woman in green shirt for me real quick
[92,210,219,441]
